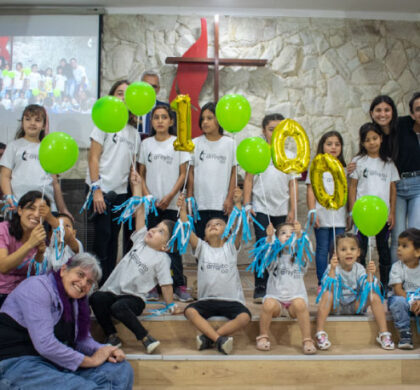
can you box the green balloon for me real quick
[7,71,15,79]
[32,88,40,96]
[236,137,271,174]
[39,132,79,174]
[23,67,31,76]
[91,96,128,133]
[352,195,388,236]
[53,88,61,97]
[125,82,156,116]
[1,69,8,76]
[216,94,251,133]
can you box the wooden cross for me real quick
[166,15,267,102]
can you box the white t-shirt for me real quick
[265,254,309,304]
[46,238,83,271]
[194,238,245,304]
[324,262,366,304]
[191,135,236,211]
[101,227,172,300]
[252,160,294,217]
[349,156,399,210]
[28,72,42,90]
[14,71,25,90]
[389,261,420,292]
[86,125,141,194]
[0,138,56,210]
[55,74,67,92]
[139,135,189,211]
[306,164,347,227]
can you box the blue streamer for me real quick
[356,274,383,313]
[143,302,175,319]
[294,210,316,270]
[23,256,48,278]
[167,216,195,255]
[406,287,420,333]
[53,222,65,261]
[316,275,341,309]
[222,206,264,244]
[186,197,201,223]
[79,188,94,214]
[112,195,158,229]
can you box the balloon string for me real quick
[259,174,271,225]
[293,176,298,222]
[332,210,336,255]
[368,235,373,301]
[177,160,191,218]
[234,135,238,187]
[39,178,47,224]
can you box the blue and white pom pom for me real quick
[143,302,176,319]
[1,194,18,211]
[17,255,48,278]
[167,215,195,255]
[247,235,284,278]
[356,274,383,313]
[406,288,420,332]
[50,219,66,270]
[316,275,342,309]
[112,195,158,229]
[186,197,201,223]
[294,210,316,270]
[222,206,264,244]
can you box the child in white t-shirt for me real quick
[388,228,420,349]
[180,188,251,355]
[349,122,400,288]
[0,104,69,214]
[256,222,316,354]
[90,170,182,354]
[307,131,348,290]
[316,233,394,351]
[139,105,191,302]
[244,113,298,303]
[187,102,237,239]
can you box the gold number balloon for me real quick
[170,94,195,152]
[271,119,310,174]
[310,153,347,210]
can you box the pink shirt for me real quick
[0,221,37,294]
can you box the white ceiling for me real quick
[0,0,419,20]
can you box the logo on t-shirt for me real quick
[129,250,149,274]
[205,262,230,274]
[21,151,38,161]
[148,152,173,165]
[199,150,227,164]
[112,134,118,144]
[362,167,387,181]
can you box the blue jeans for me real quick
[388,295,411,331]
[314,227,345,285]
[0,356,133,390]
[391,176,420,263]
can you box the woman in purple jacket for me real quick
[0,253,133,390]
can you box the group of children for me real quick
[0,91,419,357]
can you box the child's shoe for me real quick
[216,336,233,355]
[315,331,331,350]
[398,330,413,350]
[376,331,395,350]
[104,333,122,348]
[174,286,193,302]
[196,334,214,351]
[142,334,160,354]
[146,287,159,301]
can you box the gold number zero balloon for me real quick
[170,94,195,152]
[271,119,310,174]
[310,153,347,210]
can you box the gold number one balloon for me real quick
[170,94,195,152]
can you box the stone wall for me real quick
[64,14,420,217]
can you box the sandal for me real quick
[302,338,317,355]
[376,331,395,350]
[315,331,331,350]
[256,335,271,351]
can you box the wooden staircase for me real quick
[91,267,420,389]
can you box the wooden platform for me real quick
[91,264,420,388]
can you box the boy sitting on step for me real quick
[179,189,251,355]
[90,170,182,355]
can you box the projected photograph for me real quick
[0,34,98,146]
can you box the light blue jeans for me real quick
[388,295,411,331]
[391,176,420,263]
[0,356,133,390]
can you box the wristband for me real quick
[91,185,100,193]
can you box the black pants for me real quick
[90,291,148,340]
[194,209,226,240]
[0,294,7,309]
[92,193,128,286]
[359,224,391,287]
[147,208,184,288]
[253,212,286,290]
